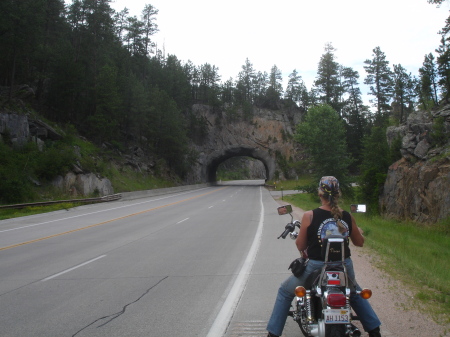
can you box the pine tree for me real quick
[235,58,256,104]
[264,64,283,109]
[253,71,269,103]
[141,4,159,56]
[364,46,394,125]
[285,69,308,109]
[436,29,450,99]
[418,53,439,107]
[199,63,221,106]
[113,7,129,43]
[125,16,145,55]
[358,126,391,213]
[341,67,363,120]
[340,66,370,170]
[314,43,344,115]
[393,64,416,124]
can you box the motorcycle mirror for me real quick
[350,204,366,213]
[277,205,292,215]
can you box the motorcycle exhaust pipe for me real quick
[350,324,361,337]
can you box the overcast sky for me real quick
[108,0,449,101]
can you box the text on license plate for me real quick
[323,309,350,324]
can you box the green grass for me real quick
[106,165,176,192]
[282,192,320,210]
[266,176,315,191]
[0,203,82,220]
[283,192,450,324]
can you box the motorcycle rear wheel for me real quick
[325,324,346,337]
[295,309,309,336]
[298,320,309,337]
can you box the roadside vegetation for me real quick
[266,175,315,191]
[282,191,450,324]
[0,124,176,220]
[0,203,83,221]
[0,123,176,205]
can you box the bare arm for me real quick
[296,210,312,252]
[349,214,365,247]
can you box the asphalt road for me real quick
[0,180,302,337]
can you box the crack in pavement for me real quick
[71,276,169,337]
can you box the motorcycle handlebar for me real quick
[278,223,296,239]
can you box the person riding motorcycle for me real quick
[266,176,382,337]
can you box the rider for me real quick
[266,176,382,337]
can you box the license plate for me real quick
[323,309,350,324]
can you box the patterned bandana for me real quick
[319,176,340,195]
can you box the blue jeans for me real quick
[266,258,381,336]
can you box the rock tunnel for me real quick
[205,146,276,183]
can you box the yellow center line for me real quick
[0,187,226,251]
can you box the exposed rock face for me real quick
[0,112,63,145]
[185,104,304,183]
[0,113,29,146]
[0,112,113,197]
[381,104,450,223]
[52,172,114,197]
[381,158,449,223]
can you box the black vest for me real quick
[306,208,352,261]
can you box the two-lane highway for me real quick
[0,181,300,337]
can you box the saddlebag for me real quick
[288,257,309,278]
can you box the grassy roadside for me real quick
[0,203,85,220]
[266,175,314,191]
[282,192,450,325]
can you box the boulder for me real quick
[52,172,114,197]
[0,113,29,146]
[75,173,113,196]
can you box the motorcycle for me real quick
[276,204,372,337]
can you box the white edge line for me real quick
[206,186,264,337]
[41,255,106,282]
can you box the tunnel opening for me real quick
[216,156,266,181]
[205,147,275,183]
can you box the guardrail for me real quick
[0,193,122,210]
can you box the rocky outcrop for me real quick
[185,104,304,183]
[381,104,450,223]
[0,112,63,146]
[1,112,113,197]
[0,113,30,146]
[381,158,449,223]
[52,172,114,197]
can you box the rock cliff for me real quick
[185,104,304,183]
[381,104,450,223]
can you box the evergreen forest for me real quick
[1,0,449,208]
